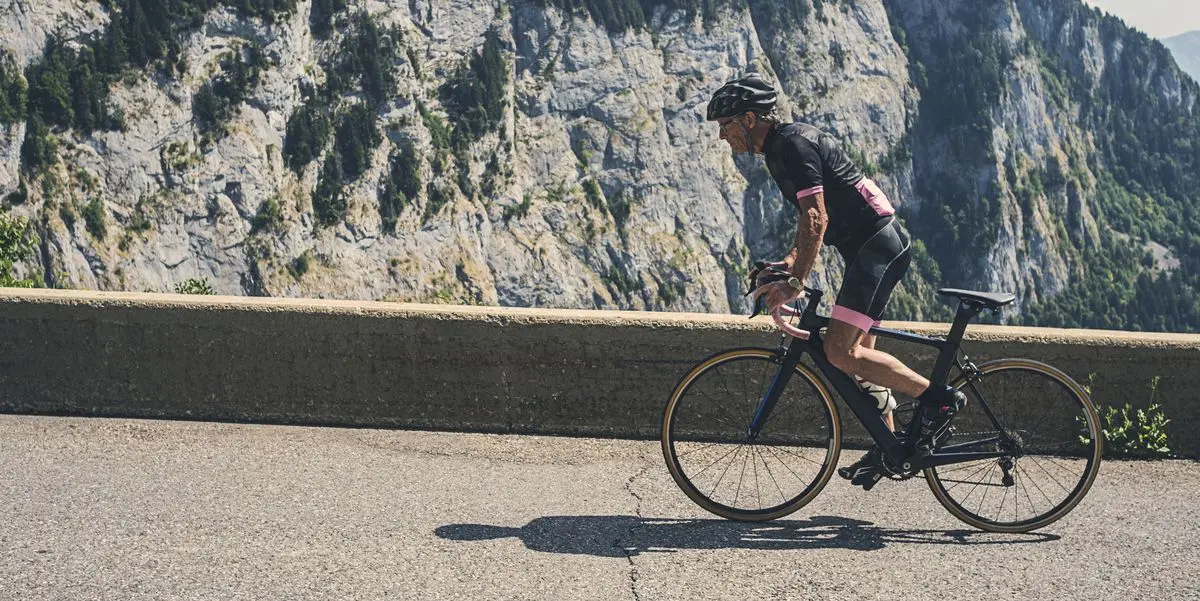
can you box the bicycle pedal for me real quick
[853,471,883,491]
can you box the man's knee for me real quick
[824,336,861,372]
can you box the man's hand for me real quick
[751,280,804,314]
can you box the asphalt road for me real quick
[1,415,1196,600]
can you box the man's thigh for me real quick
[824,317,865,357]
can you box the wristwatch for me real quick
[786,276,803,292]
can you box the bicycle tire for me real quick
[661,348,842,521]
[924,358,1103,533]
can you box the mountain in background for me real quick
[1164,30,1200,82]
[0,0,1196,332]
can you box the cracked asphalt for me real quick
[2,415,1197,600]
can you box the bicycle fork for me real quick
[747,348,804,439]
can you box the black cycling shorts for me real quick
[832,217,911,332]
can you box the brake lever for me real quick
[744,261,768,298]
[750,295,765,319]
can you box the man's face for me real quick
[717,113,753,153]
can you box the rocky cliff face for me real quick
[0,0,1194,329]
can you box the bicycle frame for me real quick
[747,288,1013,470]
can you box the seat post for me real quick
[930,301,983,385]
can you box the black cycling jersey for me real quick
[763,122,896,251]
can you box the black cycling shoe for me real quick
[838,447,884,491]
[917,389,968,452]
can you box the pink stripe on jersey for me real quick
[855,178,895,216]
[832,305,876,332]
[796,186,825,200]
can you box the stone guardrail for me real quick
[2,290,1198,457]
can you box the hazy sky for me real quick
[1082,0,1200,39]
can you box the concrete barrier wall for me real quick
[2,289,1199,456]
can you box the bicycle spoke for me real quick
[958,461,996,514]
[752,445,762,510]
[762,444,814,484]
[772,444,827,468]
[755,446,789,506]
[672,441,721,460]
[692,386,750,432]
[943,461,994,493]
[691,443,743,481]
[937,478,1008,487]
[1016,464,1043,517]
[935,458,996,475]
[1019,461,1058,507]
[708,444,743,499]
[997,478,1010,523]
[732,446,750,507]
[976,462,998,518]
[1039,454,1085,477]
[1027,455,1072,493]
[1016,463,1037,522]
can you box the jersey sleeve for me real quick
[781,135,825,202]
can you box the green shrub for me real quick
[250,196,283,234]
[4,181,28,206]
[378,142,421,233]
[59,203,77,230]
[20,115,57,172]
[311,0,347,38]
[283,101,332,172]
[313,154,346,226]
[423,181,450,222]
[0,212,41,288]
[829,41,847,70]
[332,103,380,181]
[0,53,27,125]
[288,252,310,279]
[440,28,506,145]
[174,277,215,295]
[82,196,106,240]
[325,13,402,106]
[1083,376,1172,458]
[583,178,604,211]
[503,191,532,223]
[192,43,266,138]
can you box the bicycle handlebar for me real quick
[747,262,815,340]
[770,305,811,340]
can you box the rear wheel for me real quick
[924,359,1102,533]
[661,348,841,521]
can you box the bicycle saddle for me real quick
[936,288,1016,308]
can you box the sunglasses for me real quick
[718,115,750,132]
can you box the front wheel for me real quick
[661,348,841,521]
[924,358,1103,533]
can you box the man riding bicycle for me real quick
[707,74,968,490]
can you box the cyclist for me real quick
[706,74,968,490]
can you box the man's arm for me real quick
[786,191,828,283]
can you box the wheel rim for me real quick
[927,360,1101,531]
[663,350,839,519]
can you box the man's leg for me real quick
[824,319,928,399]
[859,333,894,431]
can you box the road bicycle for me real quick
[661,264,1103,533]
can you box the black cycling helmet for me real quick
[706,73,777,121]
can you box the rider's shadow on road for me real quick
[435,515,1059,557]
